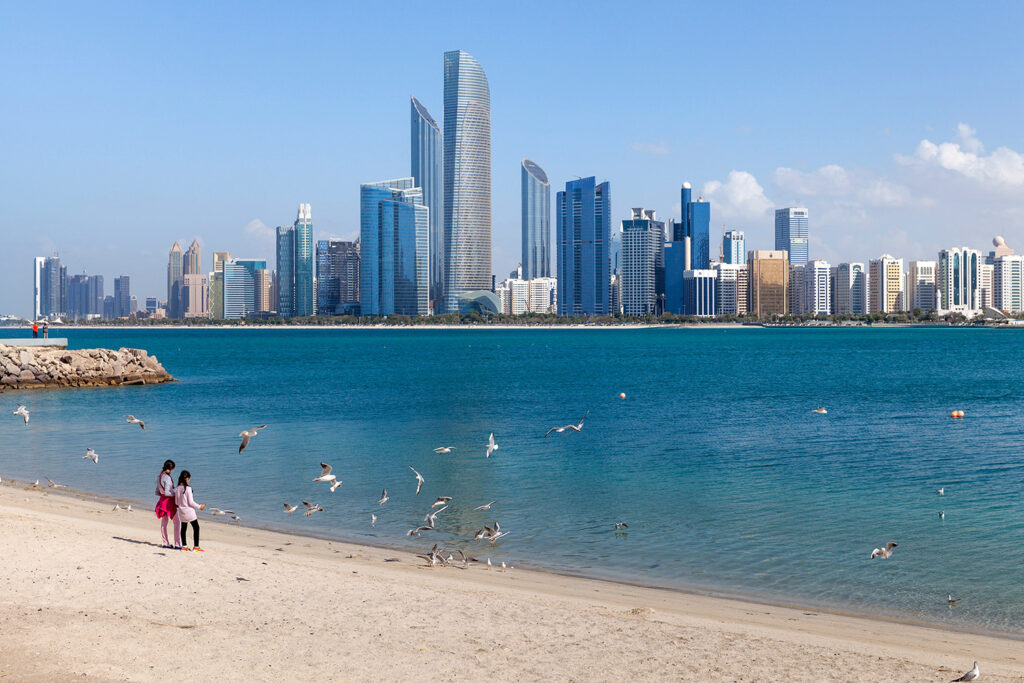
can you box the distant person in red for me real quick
[32,322,38,338]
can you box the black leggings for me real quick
[180,520,200,547]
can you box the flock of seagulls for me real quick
[544,411,588,437]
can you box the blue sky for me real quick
[2,1,1024,316]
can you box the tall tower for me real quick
[443,50,491,312]
[556,177,611,316]
[276,225,296,317]
[521,159,551,280]
[679,183,710,270]
[360,178,430,316]
[293,204,314,316]
[184,239,202,275]
[411,96,443,311]
[167,242,183,318]
[775,207,809,267]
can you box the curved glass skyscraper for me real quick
[410,96,443,312]
[443,50,491,311]
[521,158,550,279]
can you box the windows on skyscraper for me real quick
[775,208,809,267]
[411,96,443,312]
[678,183,711,270]
[521,158,551,280]
[556,177,610,316]
[360,178,429,317]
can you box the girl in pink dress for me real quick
[174,470,206,551]
[154,459,181,549]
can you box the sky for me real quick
[2,1,1024,316]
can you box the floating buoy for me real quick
[950,410,964,418]
[619,393,626,399]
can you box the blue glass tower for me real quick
[293,204,314,316]
[775,208,809,267]
[360,178,430,317]
[411,96,443,311]
[521,158,551,280]
[443,50,491,311]
[275,226,295,317]
[681,182,711,270]
[556,177,610,316]
[222,258,267,320]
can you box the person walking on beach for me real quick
[175,470,206,552]
[42,322,49,339]
[154,459,181,549]
[32,322,38,338]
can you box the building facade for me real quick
[835,262,868,315]
[521,158,551,280]
[748,250,789,317]
[678,183,710,269]
[113,276,131,318]
[937,247,980,315]
[723,230,745,265]
[906,260,938,312]
[316,240,361,315]
[801,259,831,315]
[620,209,663,316]
[714,263,747,316]
[411,96,444,311]
[868,254,904,314]
[293,204,314,316]
[182,273,209,318]
[210,251,230,319]
[184,240,202,276]
[993,254,1024,312]
[167,242,183,318]
[556,177,610,316]
[684,269,717,316]
[774,208,809,267]
[222,259,266,320]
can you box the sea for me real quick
[1,327,1022,635]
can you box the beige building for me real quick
[869,254,904,313]
[747,250,788,317]
[184,239,203,276]
[182,273,209,318]
[209,251,231,319]
[255,269,273,313]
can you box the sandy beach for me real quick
[0,483,1019,682]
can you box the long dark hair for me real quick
[177,470,191,489]
[162,459,175,474]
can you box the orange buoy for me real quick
[950,410,964,418]
[619,393,626,399]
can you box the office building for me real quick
[316,240,361,315]
[664,240,687,315]
[254,269,272,313]
[167,242,183,318]
[411,96,444,310]
[521,158,551,280]
[443,50,491,311]
[869,254,905,314]
[113,276,131,318]
[677,183,710,269]
[360,178,430,316]
[836,263,868,315]
[775,208,809,267]
[184,239,202,276]
[748,250,789,317]
[801,259,831,315]
[34,255,66,319]
[276,225,296,317]
[937,247,980,315]
[906,261,938,312]
[714,263,747,315]
[495,276,557,315]
[221,259,266,320]
[980,263,994,309]
[293,204,314,316]
[182,273,209,318]
[684,269,717,317]
[145,297,158,315]
[993,253,1024,312]
[723,230,746,265]
[556,177,611,316]
[620,209,662,316]
[67,274,103,320]
[210,251,230,319]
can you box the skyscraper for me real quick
[906,261,938,312]
[113,276,131,318]
[801,259,831,315]
[34,255,66,319]
[748,250,789,317]
[360,178,430,316]
[836,263,868,315]
[937,247,980,314]
[167,242,183,318]
[868,254,904,314]
[184,239,202,276]
[276,225,296,317]
[723,230,746,265]
[620,209,662,316]
[293,204,314,316]
[994,253,1024,313]
[684,269,717,316]
[210,251,230,319]
[775,208,809,267]
[222,259,267,320]
[182,274,209,318]
[316,240,361,315]
[714,263,747,316]
[556,177,611,316]
[443,50,491,311]
[411,96,443,311]
[677,183,711,270]
[521,158,551,280]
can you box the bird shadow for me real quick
[112,536,165,548]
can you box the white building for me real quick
[906,260,938,312]
[869,254,904,314]
[714,263,747,315]
[620,209,662,316]
[529,277,557,313]
[495,277,557,315]
[684,269,717,317]
[801,259,831,315]
[980,263,994,309]
[994,255,1024,312]
[835,262,868,315]
[937,247,981,316]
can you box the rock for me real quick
[0,344,173,392]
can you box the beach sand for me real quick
[0,484,1020,682]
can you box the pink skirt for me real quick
[154,495,177,519]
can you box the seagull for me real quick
[545,411,588,437]
[813,407,828,414]
[951,661,979,682]
[230,515,241,524]
[486,557,492,568]
[615,522,629,530]
[485,433,499,458]
[870,541,898,559]
[433,446,456,454]
[371,513,377,527]
[124,415,145,430]
[947,594,960,606]
[112,503,133,512]
[329,479,342,493]
[378,489,389,506]
[208,508,234,516]
[238,425,267,453]
[937,487,945,495]
[13,405,29,425]
[474,501,496,511]
[407,526,432,537]
[83,448,98,463]
[489,531,510,544]
[432,496,452,509]
[32,480,39,488]
[45,478,66,489]
[409,466,425,495]
[424,505,447,528]
[313,462,338,486]
[302,501,323,517]
[283,503,298,514]
[939,511,945,519]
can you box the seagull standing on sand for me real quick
[112,504,133,512]
[238,425,267,453]
[870,541,898,559]
[283,503,299,514]
[433,446,455,454]
[474,501,496,511]
[485,433,499,458]
[13,405,29,425]
[951,661,979,681]
[409,466,425,495]
[124,415,145,430]
[378,489,389,506]
[83,448,98,463]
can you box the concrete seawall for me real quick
[0,344,173,390]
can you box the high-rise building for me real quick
[906,261,938,312]
[276,225,296,317]
[775,208,809,267]
[664,240,687,315]
[221,259,266,320]
[254,269,272,313]
[209,251,230,319]
[801,259,831,315]
[869,254,905,314]
[723,230,746,265]
[293,204,314,316]
[411,96,444,311]
[167,242,183,318]
[145,297,158,315]
[113,276,131,318]
[620,209,663,316]
[316,240,361,315]
[360,178,430,316]
[184,240,202,276]
[182,273,209,318]
[994,254,1024,312]
[684,269,717,316]
[521,158,551,280]
[748,250,789,317]
[34,255,66,319]
[980,262,994,309]
[443,50,491,311]
[937,247,980,315]
[836,263,868,315]
[556,177,611,316]
[677,183,711,269]
[714,263,747,316]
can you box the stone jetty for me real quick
[0,344,173,390]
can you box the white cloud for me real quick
[244,218,274,243]
[701,170,773,222]
[913,123,1024,187]
[774,164,917,208]
[630,141,671,155]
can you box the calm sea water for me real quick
[1,327,1023,634]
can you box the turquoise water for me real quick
[1,327,1023,634]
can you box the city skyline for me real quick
[3,3,1023,315]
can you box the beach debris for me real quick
[378,489,389,506]
[207,508,233,516]
[238,425,267,453]
[302,501,323,517]
[870,541,898,559]
[432,496,452,509]
[433,446,455,454]
[45,478,66,489]
[124,414,145,430]
[283,503,298,514]
[13,405,29,425]
[83,448,98,463]
[474,501,495,511]
[409,466,425,495]
[545,410,588,437]
[951,661,979,681]
[947,594,960,606]
[313,463,341,492]
[485,433,499,458]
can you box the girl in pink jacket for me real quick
[174,470,206,551]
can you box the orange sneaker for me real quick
[193,546,204,552]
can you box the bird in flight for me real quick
[371,513,377,527]
[302,501,323,517]
[870,541,898,559]
[378,489,389,506]
[423,506,447,528]
[283,503,299,514]
[433,446,455,454]
[238,425,267,453]
[407,526,432,537]
[83,448,98,464]
[485,433,499,458]
[314,463,341,491]
[474,501,496,511]
[409,466,425,495]
[13,405,29,425]
[615,522,629,530]
[432,496,452,509]
[951,661,979,682]
[545,411,589,437]
[124,415,145,430]
[45,478,66,489]
[112,503,133,512]
[208,508,234,516]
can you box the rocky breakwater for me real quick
[0,344,173,390]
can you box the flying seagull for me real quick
[283,503,298,514]
[208,508,234,516]
[83,448,98,463]
[302,501,323,517]
[313,463,341,492]
[238,425,267,453]
[13,405,29,425]
[124,415,145,430]
[870,541,898,559]
[45,478,66,489]
[474,501,496,511]
[407,525,432,537]
[485,433,499,458]
[615,522,629,530]
[546,411,589,437]
[378,489,389,506]
[409,466,425,495]
[432,496,452,509]
[951,661,979,682]
[423,505,447,528]
[371,513,377,527]
[433,446,456,454]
